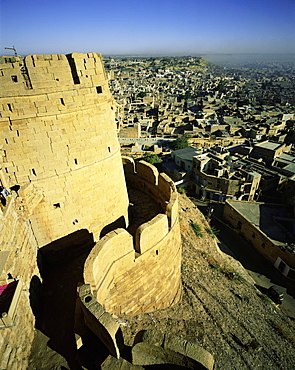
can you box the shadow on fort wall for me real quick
[28,229,112,370]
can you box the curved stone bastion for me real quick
[83,158,182,315]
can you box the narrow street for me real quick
[190,198,295,319]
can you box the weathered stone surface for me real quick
[133,329,164,347]
[78,284,122,359]
[164,334,214,370]
[132,342,200,369]
[102,355,143,370]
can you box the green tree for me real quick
[184,91,191,101]
[170,137,189,150]
[143,153,161,165]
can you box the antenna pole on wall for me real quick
[5,46,17,56]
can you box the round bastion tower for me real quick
[0,53,182,317]
[0,53,130,245]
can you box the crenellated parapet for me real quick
[83,158,182,315]
[0,53,129,247]
[0,53,107,98]
[0,53,182,367]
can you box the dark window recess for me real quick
[278,260,286,273]
[56,78,59,81]
[16,130,19,137]
[0,70,4,77]
[96,86,102,94]
[5,168,8,173]
[7,104,12,112]
[53,203,61,208]
[60,98,65,105]
[73,219,78,225]
[66,54,80,84]
[31,169,37,176]
[10,185,20,194]
[11,75,18,82]
[237,221,242,230]
[108,147,111,153]
[156,250,159,255]
[252,233,256,238]
[74,158,78,164]
[5,138,8,144]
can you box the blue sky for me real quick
[0,0,294,56]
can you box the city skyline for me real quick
[0,0,294,57]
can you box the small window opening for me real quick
[73,219,78,225]
[11,75,18,82]
[96,86,102,94]
[74,158,78,164]
[85,296,92,303]
[5,168,8,173]
[3,150,6,157]
[60,98,65,105]
[10,185,20,194]
[16,130,19,137]
[5,138,8,144]
[108,147,111,153]
[56,78,59,81]
[31,169,37,176]
[53,203,61,208]
[7,103,12,112]
[156,250,159,255]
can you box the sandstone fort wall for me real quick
[0,171,40,369]
[0,53,129,246]
[84,160,182,315]
[0,53,182,368]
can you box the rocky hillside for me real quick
[117,194,295,370]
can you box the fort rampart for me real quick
[0,53,129,246]
[0,53,182,368]
[0,170,40,369]
[84,158,182,315]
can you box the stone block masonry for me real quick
[1,53,130,246]
[0,53,182,368]
[84,159,182,315]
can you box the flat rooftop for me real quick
[254,141,282,150]
[227,200,295,246]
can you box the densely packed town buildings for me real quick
[106,56,295,281]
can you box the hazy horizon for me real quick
[0,0,294,57]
